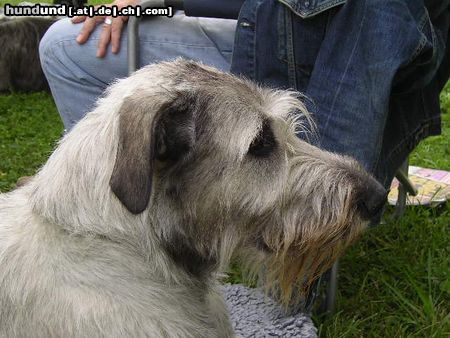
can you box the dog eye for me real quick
[248,120,276,157]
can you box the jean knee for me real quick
[39,18,79,69]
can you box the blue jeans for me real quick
[39,14,237,130]
[232,0,449,186]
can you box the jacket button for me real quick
[240,20,253,28]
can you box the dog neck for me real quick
[29,101,138,237]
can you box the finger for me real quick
[76,17,100,44]
[97,18,112,58]
[110,17,125,54]
[71,15,86,24]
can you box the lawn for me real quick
[318,86,450,337]
[1,2,449,337]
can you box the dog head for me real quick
[107,59,387,300]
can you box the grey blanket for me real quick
[222,284,317,338]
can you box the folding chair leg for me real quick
[128,0,167,75]
[324,260,339,314]
[394,158,417,218]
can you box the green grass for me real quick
[1,2,449,336]
[0,93,63,191]
[410,83,450,170]
[318,205,449,337]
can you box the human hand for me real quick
[72,0,140,58]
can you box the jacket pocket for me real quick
[278,0,346,18]
[276,1,342,89]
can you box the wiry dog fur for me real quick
[0,17,57,92]
[0,60,386,337]
[0,0,86,92]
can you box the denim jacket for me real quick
[231,0,450,186]
[278,0,345,18]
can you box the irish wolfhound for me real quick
[0,59,386,337]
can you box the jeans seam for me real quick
[383,117,440,166]
[51,37,232,52]
[322,0,367,132]
[404,8,433,66]
[285,8,297,88]
[196,19,234,63]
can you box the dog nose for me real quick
[356,177,388,220]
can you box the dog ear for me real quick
[154,92,197,163]
[110,92,196,214]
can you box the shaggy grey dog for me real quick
[0,0,85,92]
[0,16,56,92]
[0,60,386,337]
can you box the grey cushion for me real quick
[222,284,317,338]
